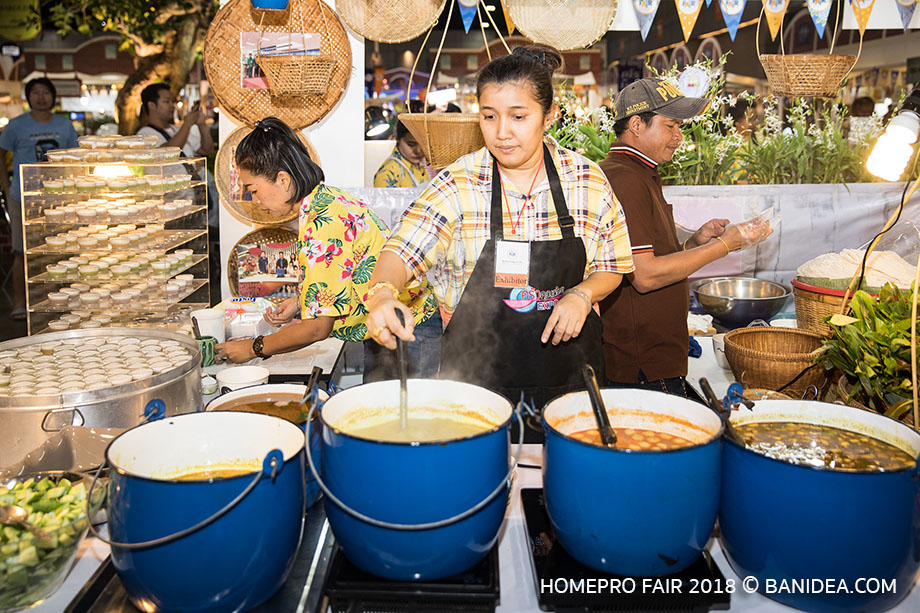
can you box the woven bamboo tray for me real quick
[228,226,299,302]
[216,125,320,225]
[337,0,446,43]
[508,0,619,51]
[203,0,351,129]
[723,327,827,399]
[398,112,484,169]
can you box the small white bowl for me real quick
[216,366,270,393]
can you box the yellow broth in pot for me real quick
[215,394,306,424]
[736,422,915,471]
[333,406,499,443]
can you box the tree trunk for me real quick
[115,52,168,135]
[113,17,207,135]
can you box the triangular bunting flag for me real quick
[675,0,703,42]
[634,0,662,41]
[849,0,876,36]
[719,0,747,42]
[806,0,832,38]
[705,0,711,5]
[896,0,917,31]
[499,0,515,36]
[458,0,478,34]
[764,0,790,41]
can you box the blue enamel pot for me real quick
[206,383,328,508]
[720,400,920,612]
[306,379,519,581]
[100,411,306,612]
[542,389,723,576]
[250,0,288,9]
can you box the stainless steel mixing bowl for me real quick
[690,277,791,328]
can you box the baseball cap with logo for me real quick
[613,78,710,121]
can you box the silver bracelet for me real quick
[563,287,593,310]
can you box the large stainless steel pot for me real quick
[0,328,202,469]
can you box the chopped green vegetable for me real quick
[0,476,89,609]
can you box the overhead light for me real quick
[867,87,920,182]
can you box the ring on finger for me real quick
[372,325,387,338]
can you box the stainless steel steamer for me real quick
[0,328,201,468]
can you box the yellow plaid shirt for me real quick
[384,140,635,315]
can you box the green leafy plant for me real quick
[738,98,882,185]
[548,91,615,163]
[818,284,917,420]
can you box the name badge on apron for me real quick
[494,239,530,288]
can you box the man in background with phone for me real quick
[136,83,214,158]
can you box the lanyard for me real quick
[498,148,544,236]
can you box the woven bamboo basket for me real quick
[835,375,915,426]
[508,0,619,51]
[791,278,844,337]
[755,4,859,99]
[228,226,299,302]
[202,0,350,129]
[759,54,857,99]
[259,53,337,97]
[723,327,827,399]
[337,0,446,43]
[398,112,485,169]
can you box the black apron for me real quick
[439,145,605,439]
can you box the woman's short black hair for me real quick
[476,44,563,115]
[613,111,656,137]
[235,116,324,204]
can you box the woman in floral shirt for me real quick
[217,117,440,382]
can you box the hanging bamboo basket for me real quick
[256,1,337,97]
[756,4,860,99]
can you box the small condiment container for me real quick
[61,314,83,324]
[78,264,100,279]
[77,237,99,250]
[45,236,67,249]
[81,293,101,307]
[81,321,103,329]
[44,208,66,222]
[76,208,98,223]
[47,292,69,306]
[47,320,70,331]
[46,264,67,280]
[111,292,132,305]
[110,265,131,278]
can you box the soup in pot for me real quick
[570,428,695,451]
[346,416,494,443]
[736,422,915,471]
[216,394,306,424]
[172,466,258,481]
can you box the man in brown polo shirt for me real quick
[599,78,772,396]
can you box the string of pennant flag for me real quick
[632,0,918,43]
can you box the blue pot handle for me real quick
[85,434,284,549]
[304,399,524,531]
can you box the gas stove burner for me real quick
[322,544,500,613]
[522,488,731,612]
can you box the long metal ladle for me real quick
[0,504,51,540]
[394,310,409,430]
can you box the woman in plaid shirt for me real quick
[364,45,634,416]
